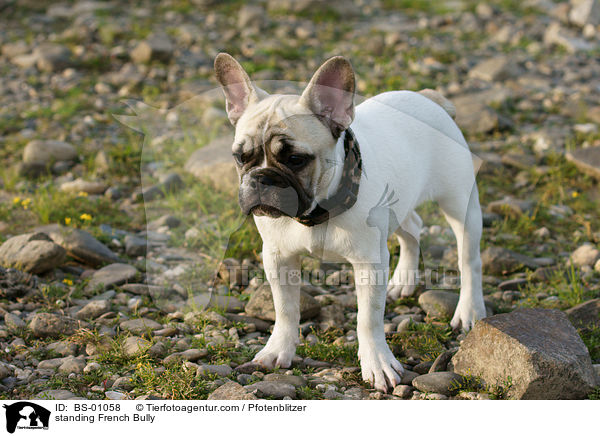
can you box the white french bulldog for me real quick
[214,53,487,392]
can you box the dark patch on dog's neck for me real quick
[294,128,362,226]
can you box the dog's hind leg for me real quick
[387,210,422,299]
[438,185,487,331]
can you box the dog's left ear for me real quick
[300,56,355,138]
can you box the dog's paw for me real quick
[387,283,416,300]
[450,297,487,332]
[252,341,296,369]
[358,343,404,393]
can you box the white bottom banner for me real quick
[0,399,595,435]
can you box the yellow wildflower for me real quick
[12,197,21,205]
[65,217,72,225]
[77,191,88,197]
[21,198,31,209]
[572,191,579,198]
[63,278,73,286]
[80,213,92,221]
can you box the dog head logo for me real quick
[3,402,50,433]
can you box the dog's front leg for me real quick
[252,247,300,369]
[353,257,404,392]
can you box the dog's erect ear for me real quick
[300,56,355,137]
[214,53,259,126]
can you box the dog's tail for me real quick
[418,89,456,119]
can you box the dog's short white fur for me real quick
[215,54,487,392]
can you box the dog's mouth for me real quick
[249,204,285,218]
[238,168,312,218]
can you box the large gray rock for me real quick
[245,282,320,322]
[184,134,238,193]
[29,313,81,338]
[566,146,600,181]
[0,233,66,274]
[86,263,138,292]
[208,381,257,400]
[452,308,596,399]
[23,140,77,165]
[37,224,120,266]
[418,290,459,320]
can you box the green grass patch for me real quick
[389,321,451,361]
[381,0,453,14]
[579,325,600,363]
[451,370,513,400]
[297,328,359,366]
[131,361,216,400]
[27,186,137,231]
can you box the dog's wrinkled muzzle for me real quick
[239,168,309,218]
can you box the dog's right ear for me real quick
[300,56,355,138]
[214,53,258,126]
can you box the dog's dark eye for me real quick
[286,154,310,169]
[233,152,249,166]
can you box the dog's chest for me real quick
[255,216,352,262]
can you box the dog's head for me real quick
[214,53,356,218]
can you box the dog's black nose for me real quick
[257,174,276,186]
